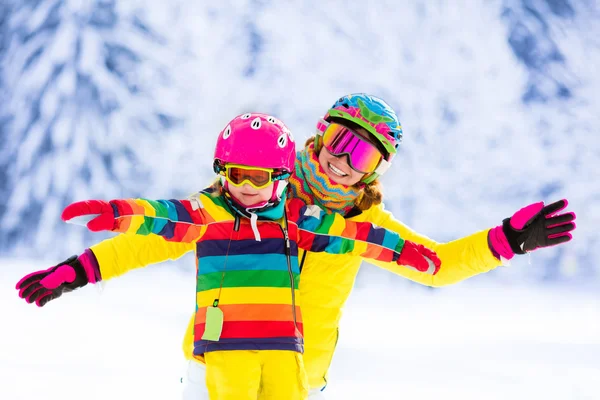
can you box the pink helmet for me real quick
[214,113,296,172]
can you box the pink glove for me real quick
[488,199,576,260]
[15,250,101,307]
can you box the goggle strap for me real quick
[213,160,225,175]
[316,118,329,136]
[273,172,291,181]
[374,159,391,176]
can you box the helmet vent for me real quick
[222,125,232,139]
[277,133,288,148]
[267,116,276,123]
[241,113,252,119]
[251,117,262,129]
[286,129,294,142]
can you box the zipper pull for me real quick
[282,227,291,255]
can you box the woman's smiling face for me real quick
[317,124,384,186]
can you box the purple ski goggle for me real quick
[321,122,385,174]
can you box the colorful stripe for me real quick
[198,254,300,274]
[196,287,300,306]
[200,220,290,241]
[197,270,300,291]
[197,237,298,257]
[195,304,302,323]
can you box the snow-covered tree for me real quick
[0,0,182,255]
[0,2,15,216]
[502,0,577,103]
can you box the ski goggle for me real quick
[222,164,287,189]
[321,123,384,174]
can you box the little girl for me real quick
[16,113,440,400]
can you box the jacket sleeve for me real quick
[289,198,409,266]
[110,197,209,243]
[364,203,501,287]
[90,234,194,281]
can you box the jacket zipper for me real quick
[299,249,308,272]
[279,217,300,335]
[322,327,339,390]
[214,215,240,305]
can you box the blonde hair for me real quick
[303,136,383,211]
[209,177,224,196]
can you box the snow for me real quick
[2,258,599,400]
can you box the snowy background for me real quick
[1,1,599,399]
[2,259,599,400]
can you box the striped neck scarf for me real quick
[289,143,361,215]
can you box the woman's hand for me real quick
[16,254,96,307]
[488,199,576,260]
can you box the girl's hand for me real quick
[61,200,116,232]
[397,241,441,275]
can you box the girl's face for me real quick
[227,182,274,207]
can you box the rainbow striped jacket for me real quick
[108,187,408,355]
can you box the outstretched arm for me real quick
[363,199,576,287]
[15,227,194,307]
[288,198,440,275]
[62,196,209,243]
[15,192,214,307]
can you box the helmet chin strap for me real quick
[272,180,288,202]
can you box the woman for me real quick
[19,94,576,399]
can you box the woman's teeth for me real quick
[329,163,348,177]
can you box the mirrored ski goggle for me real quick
[223,164,284,189]
[321,123,384,174]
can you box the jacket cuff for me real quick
[79,248,102,284]
[487,226,515,261]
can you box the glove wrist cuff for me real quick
[488,225,515,260]
[78,249,102,284]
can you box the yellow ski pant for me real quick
[204,350,308,400]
